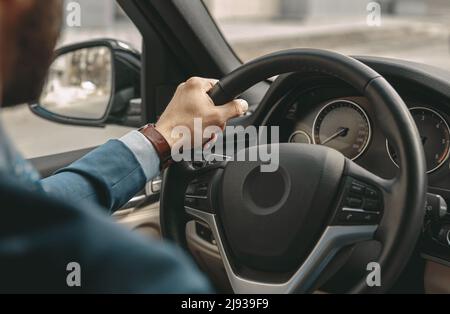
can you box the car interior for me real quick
[23,0,450,293]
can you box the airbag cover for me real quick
[219,144,345,273]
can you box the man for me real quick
[0,1,248,293]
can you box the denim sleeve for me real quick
[119,130,160,181]
[41,133,160,213]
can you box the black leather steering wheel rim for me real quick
[160,49,427,294]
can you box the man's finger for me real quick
[204,79,219,94]
[205,78,219,88]
[217,99,249,121]
[185,77,219,92]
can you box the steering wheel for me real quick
[160,49,427,294]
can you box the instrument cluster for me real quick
[285,96,450,179]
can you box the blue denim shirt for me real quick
[0,127,211,293]
[0,126,42,192]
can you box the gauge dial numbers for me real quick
[387,107,450,174]
[312,100,372,160]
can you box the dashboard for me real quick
[256,59,450,270]
[265,81,450,192]
[280,94,450,183]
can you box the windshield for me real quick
[206,0,450,69]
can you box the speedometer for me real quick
[312,100,372,160]
[387,107,450,173]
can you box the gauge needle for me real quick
[322,127,349,145]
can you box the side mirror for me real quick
[29,40,142,127]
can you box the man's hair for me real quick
[2,0,63,107]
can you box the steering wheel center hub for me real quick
[218,144,345,273]
[243,166,288,214]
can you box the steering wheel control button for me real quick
[337,209,380,225]
[365,187,378,198]
[337,211,357,223]
[350,183,365,195]
[361,213,379,224]
[345,197,363,208]
[364,199,380,212]
[195,222,215,244]
[184,197,198,208]
[184,170,224,214]
[184,174,218,213]
[332,177,383,226]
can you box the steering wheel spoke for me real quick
[186,206,376,294]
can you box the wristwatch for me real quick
[139,124,172,170]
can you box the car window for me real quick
[1,1,142,159]
[206,0,450,69]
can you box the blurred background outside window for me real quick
[3,0,450,158]
[59,0,142,50]
[205,0,450,68]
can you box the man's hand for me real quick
[155,77,249,148]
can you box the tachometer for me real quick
[313,100,371,160]
[387,107,450,173]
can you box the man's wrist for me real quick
[154,124,175,149]
[139,124,173,170]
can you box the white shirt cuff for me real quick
[119,131,160,182]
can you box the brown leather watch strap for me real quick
[139,124,172,170]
